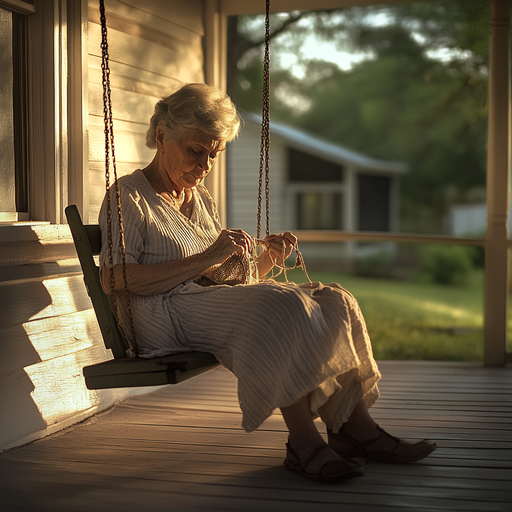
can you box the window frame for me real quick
[288,182,346,231]
[0,0,34,16]
[0,4,29,222]
[0,0,88,225]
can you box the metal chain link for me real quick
[99,0,138,354]
[257,0,271,239]
[255,1,311,284]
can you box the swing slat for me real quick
[82,351,219,389]
[65,205,219,390]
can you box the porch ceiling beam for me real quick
[219,0,416,16]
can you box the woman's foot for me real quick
[328,424,436,464]
[284,441,366,482]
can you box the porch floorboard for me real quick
[1,360,511,511]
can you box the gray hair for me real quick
[145,83,242,149]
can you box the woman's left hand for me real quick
[262,232,297,267]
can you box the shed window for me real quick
[358,174,391,231]
[297,191,343,230]
[289,148,344,182]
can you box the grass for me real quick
[275,268,492,362]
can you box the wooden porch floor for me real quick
[1,361,511,512]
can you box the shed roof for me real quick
[244,114,408,174]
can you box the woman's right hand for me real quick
[206,229,253,264]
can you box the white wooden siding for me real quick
[86,0,205,224]
[227,122,288,236]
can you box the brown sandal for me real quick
[328,425,436,464]
[284,442,366,482]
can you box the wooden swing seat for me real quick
[65,205,219,390]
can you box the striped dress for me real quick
[99,170,381,433]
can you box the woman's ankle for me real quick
[288,435,325,458]
[347,421,378,439]
[342,405,381,441]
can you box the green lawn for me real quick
[275,268,509,362]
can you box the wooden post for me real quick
[344,167,356,261]
[203,0,228,225]
[485,0,510,366]
[67,0,89,224]
[55,0,68,225]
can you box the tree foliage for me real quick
[228,1,491,233]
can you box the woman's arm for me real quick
[103,228,250,295]
[104,253,213,296]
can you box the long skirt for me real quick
[126,279,381,433]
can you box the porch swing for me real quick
[65,0,278,390]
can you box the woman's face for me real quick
[158,128,226,192]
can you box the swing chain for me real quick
[99,0,138,354]
[257,0,271,240]
[254,0,311,284]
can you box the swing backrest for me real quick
[65,205,126,359]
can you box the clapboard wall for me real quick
[0,0,207,452]
[227,121,288,236]
[86,0,205,223]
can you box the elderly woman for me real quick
[99,83,435,483]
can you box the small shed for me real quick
[227,114,407,265]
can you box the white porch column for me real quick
[204,0,228,225]
[485,0,510,366]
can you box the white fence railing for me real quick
[294,230,496,247]
[295,230,511,366]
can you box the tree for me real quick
[227,10,348,113]
[227,12,308,95]
[229,1,491,233]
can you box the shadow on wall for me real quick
[0,224,110,452]
[0,275,51,451]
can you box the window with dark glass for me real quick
[357,174,391,231]
[289,148,344,230]
[296,192,343,230]
[0,6,28,221]
[289,148,344,182]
